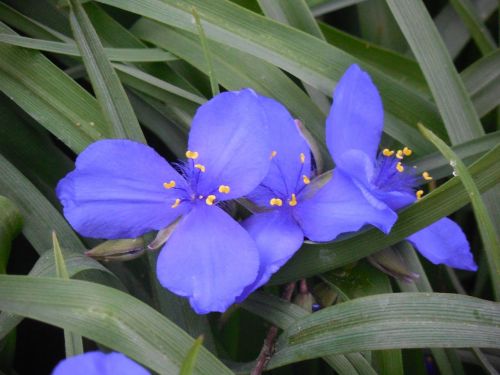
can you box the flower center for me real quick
[266,151,311,208]
[375,147,432,200]
[162,150,232,208]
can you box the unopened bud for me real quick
[368,247,419,282]
[85,237,145,262]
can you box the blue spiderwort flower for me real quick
[52,352,149,375]
[299,64,477,270]
[57,89,273,313]
[235,96,332,301]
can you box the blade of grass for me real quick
[418,124,500,300]
[0,197,22,274]
[0,34,177,61]
[97,0,449,139]
[68,0,145,141]
[52,231,84,358]
[191,7,219,97]
[242,292,378,375]
[267,293,500,369]
[0,275,233,375]
[180,336,205,375]
[448,0,496,55]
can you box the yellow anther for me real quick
[163,180,176,189]
[382,148,394,157]
[270,150,277,159]
[195,164,206,172]
[396,150,404,159]
[205,195,216,206]
[300,153,306,164]
[403,147,413,156]
[396,162,404,173]
[422,171,433,181]
[416,190,424,200]
[171,198,181,208]
[303,175,311,184]
[269,198,283,207]
[288,193,298,207]
[185,150,199,159]
[218,185,230,194]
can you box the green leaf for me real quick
[322,262,403,375]
[0,196,22,274]
[386,0,484,143]
[267,293,500,369]
[98,0,448,140]
[241,292,378,375]
[419,124,500,300]
[180,335,205,375]
[52,231,84,357]
[0,275,233,375]
[0,23,106,153]
[448,0,496,55]
[0,33,178,61]
[272,144,500,284]
[68,0,146,141]
[191,7,219,97]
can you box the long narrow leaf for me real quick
[0,275,233,375]
[68,0,145,141]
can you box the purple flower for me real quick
[235,96,331,301]
[52,352,149,375]
[299,64,477,271]
[57,89,273,313]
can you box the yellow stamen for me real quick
[163,180,176,189]
[269,198,283,207]
[396,162,404,173]
[195,164,206,172]
[205,195,216,206]
[171,198,181,208]
[396,150,404,159]
[382,148,394,157]
[288,193,297,207]
[270,150,277,159]
[303,175,311,184]
[300,153,306,164]
[422,171,433,181]
[416,190,424,200]
[403,147,412,156]
[185,150,199,159]
[218,185,230,194]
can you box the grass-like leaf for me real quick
[419,124,500,300]
[0,275,233,375]
[68,0,145,141]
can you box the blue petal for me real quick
[295,170,397,242]
[236,210,304,302]
[52,352,149,375]
[326,64,383,166]
[187,89,271,199]
[56,140,191,239]
[248,95,312,205]
[407,218,477,271]
[156,203,260,313]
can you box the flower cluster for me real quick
[57,65,477,314]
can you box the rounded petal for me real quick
[52,352,149,375]
[156,204,259,314]
[295,170,397,242]
[248,95,312,204]
[407,218,477,271]
[236,210,304,302]
[56,140,191,239]
[187,89,271,199]
[326,64,383,166]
